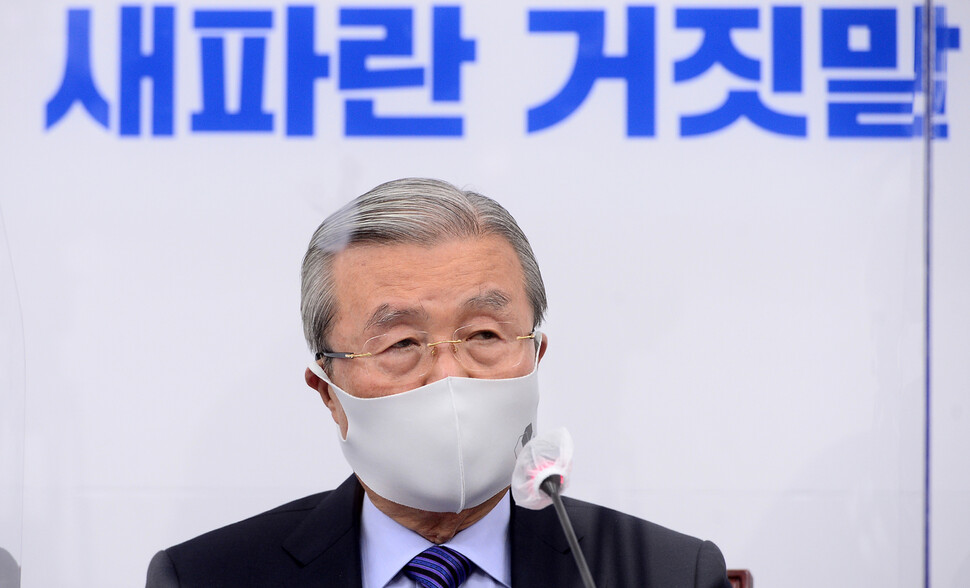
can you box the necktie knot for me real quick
[404,545,473,588]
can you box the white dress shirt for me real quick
[360,492,511,588]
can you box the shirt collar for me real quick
[360,492,511,588]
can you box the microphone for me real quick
[511,428,597,588]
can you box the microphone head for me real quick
[511,427,574,510]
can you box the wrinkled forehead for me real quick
[329,236,532,333]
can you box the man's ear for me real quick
[305,366,333,407]
[305,366,348,437]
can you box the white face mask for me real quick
[307,336,541,514]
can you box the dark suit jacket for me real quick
[147,476,730,587]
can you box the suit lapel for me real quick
[283,475,365,588]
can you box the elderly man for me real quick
[147,178,731,587]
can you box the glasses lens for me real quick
[453,323,532,374]
[361,331,429,378]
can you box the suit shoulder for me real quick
[149,478,364,587]
[561,495,707,550]
[513,496,729,587]
[149,491,336,587]
[169,491,331,554]
[559,496,730,587]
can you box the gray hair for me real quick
[301,178,547,358]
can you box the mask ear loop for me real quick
[307,360,333,386]
[307,361,353,442]
[531,330,543,367]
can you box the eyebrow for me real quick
[462,289,512,313]
[364,304,430,332]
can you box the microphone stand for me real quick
[539,475,597,588]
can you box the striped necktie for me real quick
[403,544,474,588]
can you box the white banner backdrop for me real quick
[1,1,967,586]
